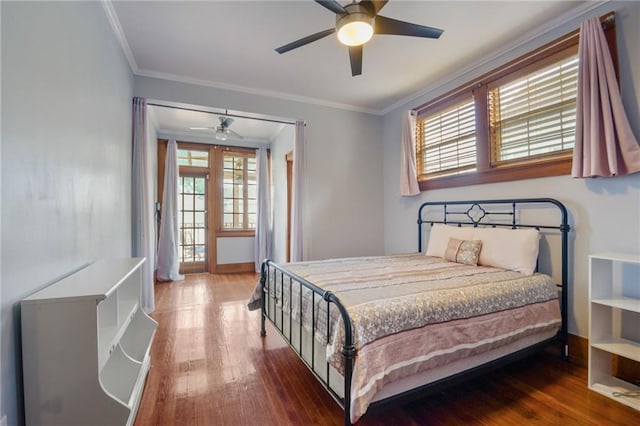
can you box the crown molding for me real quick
[135,69,382,115]
[101,0,139,73]
[381,0,610,115]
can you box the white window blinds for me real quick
[489,54,578,163]
[417,98,476,177]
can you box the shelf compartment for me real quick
[589,377,640,411]
[120,309,158,363]
[98,294,119,369]
[592,297,640,312]
[98,299,139,370]
[591,337,640,362]
[100,344,143,408]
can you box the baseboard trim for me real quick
[568,333,588,367]
[215,262,255,274]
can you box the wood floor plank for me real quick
[135,273,640,426]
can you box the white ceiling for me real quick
[108,0,594,141]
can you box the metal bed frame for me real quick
[259,198,570,425]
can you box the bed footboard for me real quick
[260,260,355,426]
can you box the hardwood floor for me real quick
[135,273,640,425]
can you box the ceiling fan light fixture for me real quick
[215,130,228,141]
[337,13,374,46]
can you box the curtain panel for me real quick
[290,121,305,262]
[254,147,272,271]
[131,97,155,313]
[156,140,184,281]
[400,110,420,196]
[572,16,640,178]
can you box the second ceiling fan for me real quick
[190,116,244,141]
[275,0,443,76]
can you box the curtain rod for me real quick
[147,102,299,126]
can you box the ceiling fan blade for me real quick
[360,0,388,15]
[315,0,347,14]
[190,127,214,130]
[348,45,363,77]
[275,28,336,54]
[375,15,443,39]
[227,129,244,140]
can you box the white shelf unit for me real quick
[588,252,640,411]
[21,258,158,426]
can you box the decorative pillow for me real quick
[425,224,474,258]
[472,227,540,275]
[444,238,483,266]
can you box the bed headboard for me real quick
[417,198,571,357]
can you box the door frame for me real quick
[286,151,293,263]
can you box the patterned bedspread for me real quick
[253,253,561,422]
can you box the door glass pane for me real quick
[195,194,205,210]
[178,175,207,264]
[194,178,205,194]
[194,211,205,227]
[183,194,194,211]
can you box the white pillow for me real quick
[472,227,540,275]
[425,224,474,258]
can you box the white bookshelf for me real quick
[588,253,640,411]
[21,258,158,425]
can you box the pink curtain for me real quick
[400,110,420,195]
[572,17,640,178]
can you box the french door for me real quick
[158,141,257,274]
[178,173,208,274]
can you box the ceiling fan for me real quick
[275,0,443,76]
[190,116,244,141]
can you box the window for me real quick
[177,148,209,167]
[489,53,578,164]
[417,97,476,179]
[415,14,615,190]
[222,152,257,230]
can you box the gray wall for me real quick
[134,77,385,262]
[1,2,134,424]
[382,1,640,339]
[1,1,637,424]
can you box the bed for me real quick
[250,198,570,425]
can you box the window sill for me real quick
[418,157,572,191]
